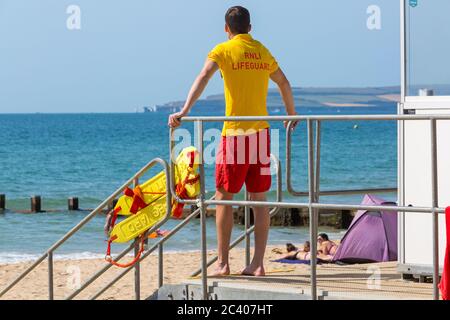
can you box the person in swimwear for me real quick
[277,233,339,262]
[277,241,312,260]
[317,233,338,257]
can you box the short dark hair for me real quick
[225,6,250,34]
[318,233,329,241]
[286,243,297,252]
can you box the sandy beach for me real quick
[377,94,400,102]
[0,245,301,300]
[322,102,374,107]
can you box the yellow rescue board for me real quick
[110,196,168,243]
[115,171,167,217]
[109,146,200,243]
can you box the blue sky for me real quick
[0,0,401,113]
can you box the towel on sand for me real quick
[271,258,326,265]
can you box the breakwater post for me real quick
[234,207,354,229]
[68,197,79,211]
[0,194,5,210]
[31,195,42,213]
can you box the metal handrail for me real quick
[200,199,444,213]
[1,114,445,301]
[66,160,172,300]
[2,127,284,300]
[181,114,450,121]
[0,157,170,300]
[89,197,213,300]
[175,114,444,301]
[285,120,398,197]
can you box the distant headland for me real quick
[142,86,401,112]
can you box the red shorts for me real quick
[216,129,271,194]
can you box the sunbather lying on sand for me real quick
[274,235,339,262]
[276,241,312,260]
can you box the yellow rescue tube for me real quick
[110,196,167,243]
[109,146,200,243]
[114,171,166,217]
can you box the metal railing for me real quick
[0,158,171,300]
[175,114,449,300]
[71,150,282,300]
[286,120,397,197]
[1,113,448,300]
[0,139,284,299]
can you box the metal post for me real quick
[313,120,321,295]
[197,120,208,300]
[314,121,322,200]
[244,189,251,267]
[133,178,141,300]
[48,251,54,300]
[430,119,439,300]
[397,103,406,265]
[158,244,164,288]
[400,0,407,101]
[307,119,317,300]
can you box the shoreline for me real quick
[322,102,375,107]
[0,249,215,266]
[0,245,296,300]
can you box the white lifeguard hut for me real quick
[398,0,450,278]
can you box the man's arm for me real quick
[270,68,295,115]
[168,59,219,128]
[270,68,298,128]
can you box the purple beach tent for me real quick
[332,194,398,264]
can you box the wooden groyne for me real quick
[0,194,117,214]
[0,194,353,229]
[188,206,354,229]
[232,207,354,229]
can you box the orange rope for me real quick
[105,234,146,268]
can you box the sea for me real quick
[0,104,397,264]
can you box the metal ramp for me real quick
[0,114,447,300]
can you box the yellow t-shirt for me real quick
[208,34,279,136]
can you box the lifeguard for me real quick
[168,6,297,277]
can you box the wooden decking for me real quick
[184,262,435,300]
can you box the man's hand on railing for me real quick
[168,111,187,128]
[284,113,299,131]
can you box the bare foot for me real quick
[241,264,265,277]
[210,263,230,277]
